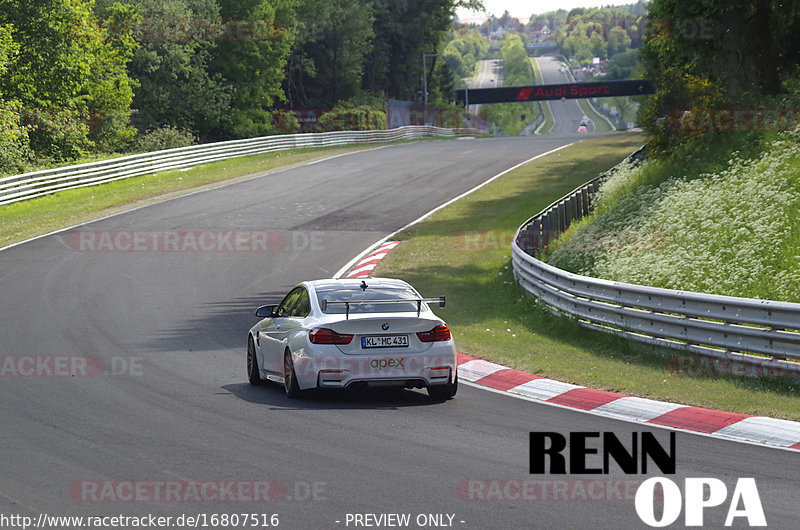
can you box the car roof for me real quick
[305,278,414,292]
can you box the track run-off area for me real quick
[2,136,798,528]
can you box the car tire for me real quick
[284,350,301,398]
[428,372,458,400]
[247,337,262,385]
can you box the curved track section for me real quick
[1,138,798,528]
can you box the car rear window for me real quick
[317,287,425,314]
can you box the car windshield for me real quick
[317,287,425,314]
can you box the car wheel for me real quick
[284,350,301,398]
[247,337,262,385]
[428,372,458,400]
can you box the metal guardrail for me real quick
[0,126,481,206]
[512,148,800,375]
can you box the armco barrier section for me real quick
[512,151,800,375]
[0,126,481,206]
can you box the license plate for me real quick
[361,335,409,348]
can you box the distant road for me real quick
[467,59,503,115]
[535,55,594,134]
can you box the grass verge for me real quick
[539,102,555,135]
[579,98,615,133]
[373,133,800,420]
[557,55,616,133]
[530,58,555,134]
[0,143,395,249]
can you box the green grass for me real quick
[592,96,640,127]
[2,149,147,178]
[481,54,540,135]
[373,133,800,420]
[530,57,544,85]
[579,98,615,132]
[0,143,393,249]
[538,102,555,135]
[549,132,800,304]
[556,54,615,133]
[483,102,540,136]
[530,58,555,134]
[609,97,640,125]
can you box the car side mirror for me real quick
[255,305,277,318]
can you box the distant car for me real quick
[247,278,458,399]
[577,126,588,133]
[490,78,495,82]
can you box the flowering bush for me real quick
[548,133,800,302]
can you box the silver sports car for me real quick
[247,278,457,399]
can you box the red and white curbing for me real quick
[342,243,800,451]
[345,241,400,278]
[457,353,800,451]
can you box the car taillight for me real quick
[417,324,451,342]
[309,328,353,345]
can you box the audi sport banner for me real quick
[456,80,655,105]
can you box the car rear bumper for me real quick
[292,344,456,390]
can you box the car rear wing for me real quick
[321,297,446,319]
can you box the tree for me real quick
[285,0,374,109]
[0,23,31,173]
[607,25,631,57]
[0,0,138,160]
[83,2,140,150]
[604,48,638,80]
[640,0,800,154]
[363,0,482,101]
[208,0,297,138]
[116,0,231,139]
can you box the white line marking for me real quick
[460,379,800,453]
[333,142,574,278]
[713,416,800,448]
[509,378,582,401]
[458,359,507,381]
[591,396,688,423]
[0,145,391,254]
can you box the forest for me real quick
[0,0,480,173]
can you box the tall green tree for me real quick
[84,2,140,150]
[208,0,297,138]
[285,0,374,108]
[0,0,138,159]
[108,0,232,139]
[363,0,482,102]
[0,22,31,173]
[640,0,800,154]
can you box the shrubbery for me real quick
[481,35,539,135]
[547,132,800,302]
[317,107,387,132]
[132,126,196,153]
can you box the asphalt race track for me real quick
[536,56,596,135]
[468,59,503,116]
[2,137,798,528]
